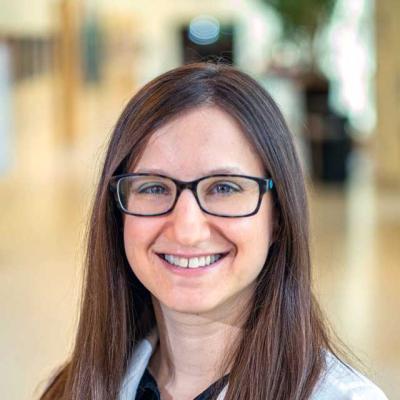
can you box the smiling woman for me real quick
[122,106,274,317]
[40,63,388,400]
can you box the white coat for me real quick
[117,334,388,400]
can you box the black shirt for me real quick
[135,368,229,400]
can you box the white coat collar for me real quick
[117,333,386,400]
[118,331,228,400]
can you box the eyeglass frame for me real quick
[109,172,274,218]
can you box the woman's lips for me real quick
[156,252,229,276]
[157,252,228,268]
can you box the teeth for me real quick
[178,257,188,268]
[162,254,223,268]
[188,258,199,268]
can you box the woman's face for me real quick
[123,106,274,316]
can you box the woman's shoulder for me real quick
[311,352,389,400]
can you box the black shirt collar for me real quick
[135,368,229,400]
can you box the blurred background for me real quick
[0,0,399,398]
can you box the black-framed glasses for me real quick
[109,173,274,218]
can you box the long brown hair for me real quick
[41,62,337,400]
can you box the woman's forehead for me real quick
[131,106,264,178]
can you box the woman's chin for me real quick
[160,296,220,316]
[155,284,255,318]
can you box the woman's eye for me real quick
[137,184,168,195]
[209,182,241,195]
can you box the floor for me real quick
[1,76,399,399]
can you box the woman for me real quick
[41,63,388,399]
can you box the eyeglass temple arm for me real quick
[264,179,274,192]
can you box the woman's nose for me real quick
[167,189,211,246]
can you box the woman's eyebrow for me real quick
[134,167,247,175]
[205,167,246,175]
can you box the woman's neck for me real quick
[148,296,249,399]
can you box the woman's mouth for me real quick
[157,252,229,269]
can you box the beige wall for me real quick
[0,0,59,34]
[375,0,400,187]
